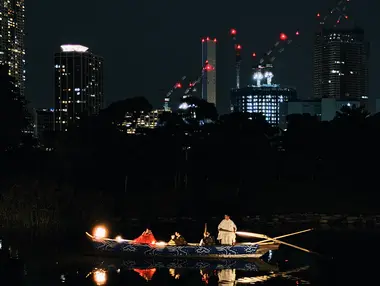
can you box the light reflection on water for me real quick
[81,256,313,286]
[5,228,380,285]
[87,264,312,286]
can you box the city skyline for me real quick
[18,0,380,113]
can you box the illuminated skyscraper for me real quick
[201,37,216,106]
[0,0,26,96]
[54,45,104,131]
[313,28,369,99]
[231,85,297,126]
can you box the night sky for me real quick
[26,0,377,114]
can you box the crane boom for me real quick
[183,61,213,98]
[230,29,242,89]
[163,76,186,111]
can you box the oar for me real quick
[256,229,313,244]
[236,228,312,243]
[236,230,314,254]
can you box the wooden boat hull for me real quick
[87,233,279,259]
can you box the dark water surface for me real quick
[2,222,379,285]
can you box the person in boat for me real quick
[167,235,176,246]
[217,215,237,245]
[200,232,215,246]
[174,232,187,246]
[132,228,156,244]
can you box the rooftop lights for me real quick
[60,45,89,53]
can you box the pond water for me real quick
[2,223,379,285]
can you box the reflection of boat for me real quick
[218,269,236,286]
[133,268,156,281]
[235,266,311,284]
[100,257,279,273]
[91,269,107,286]
[86,231,279,259]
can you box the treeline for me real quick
[1,96,380,232]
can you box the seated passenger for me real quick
[168,235,176,246]
[174,232,187,246]
[200,232,215,246]
[132,228,156,244]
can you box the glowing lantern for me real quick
[93,225,108,239]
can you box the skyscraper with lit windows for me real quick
[201,37,216,106]
[0,0,26,96]
[54,45,104,132]
[313,28,369,99]
[230,85,297,126]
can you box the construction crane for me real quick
[252,31,299,87]
[163,76,186,111]
[251,0,351,87]
[317,0,351,27]
[230,29,242,89]
[183,61,214,98]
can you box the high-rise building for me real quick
[313,27,369,100]
[231,85,297,126]
[54,45,104,131]
[201,37,216,106]
[0,0,26,96]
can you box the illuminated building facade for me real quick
[137,109,164,129]
[0,0,26,96]
[231,85,297,126]
[201,37,216,106]
[54,45,104,131]
[122,109,165,134]
[313,28,369,99]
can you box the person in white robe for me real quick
[218,269,236,286]
[217,215,237,245]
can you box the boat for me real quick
[86,226,313,259]
[86,231,279,259]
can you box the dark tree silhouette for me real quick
[0,65,30,151]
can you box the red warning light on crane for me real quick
[230,29,237,35]
[175,83,182,88]
[235,44,242,50]
[317,13,320,17]
[252,52,257,57]
[295,31,300,36]
[204,64,214,71]
[280,33,288,41]
[213,38,217,42]
[345,15,348,19]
